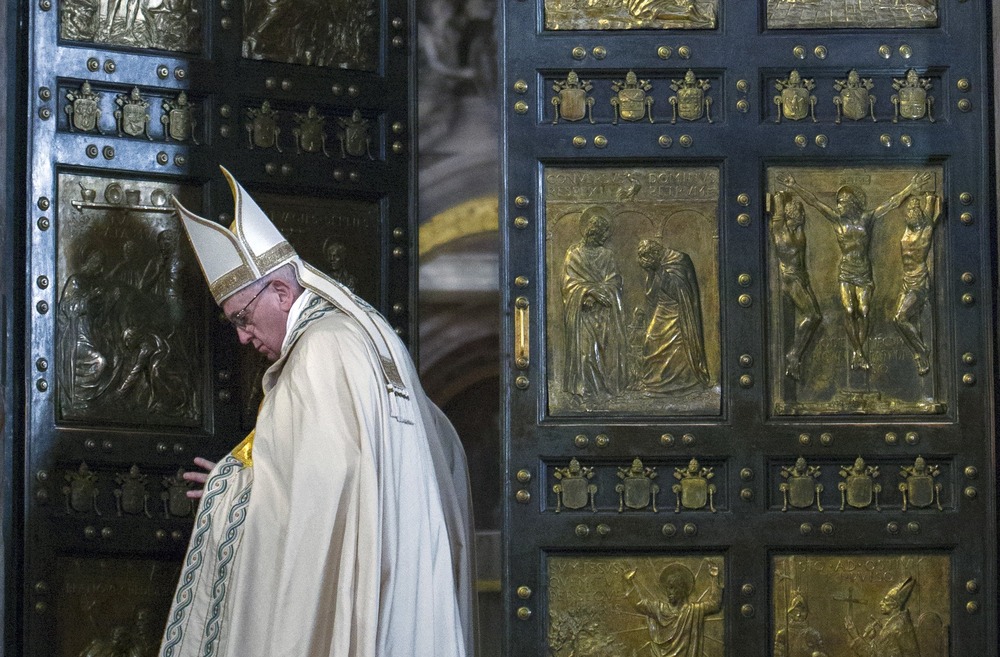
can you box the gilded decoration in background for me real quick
[767,166,945,416]
[548,555,724,657]
[544,0,716,30]
[55,557,179,657]
[772,554,949,657]
[59,0,203,53]
[242,0,377,71]
[766,0,936,29]
[236,193,379,429]
[545,167,720,416]
[56,175,204,427]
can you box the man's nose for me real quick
[235,326,253,344]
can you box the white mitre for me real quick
[171,166,412,418]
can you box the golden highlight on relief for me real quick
[766,0,937,30]
[60,0,202,52]
[545,167,721,416]
[549,555,724,657]
[544,0,716,30]
[766,166,945,415]
[772,554,949,657]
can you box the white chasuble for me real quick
[160,294,475,657]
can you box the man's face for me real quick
[221,282,289,361]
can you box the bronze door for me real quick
[501,2,996,656]
[10,0,416,654]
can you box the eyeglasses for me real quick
[226,281,271,328]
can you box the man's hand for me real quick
[183,457,217,499]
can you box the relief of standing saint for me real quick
[779,173,931,372]
[634,238,710,393]
[769,191,821,380]
[561,206,629,403]
[893,193,941,376]
[625,562,722,657]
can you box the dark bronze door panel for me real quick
[15,0,416,654]
[502,2,996,656]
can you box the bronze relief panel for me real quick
[59,0,203,53]
[56,174,205,427]
[766,0,937,30]
[766,166,946,416]
[772,554,949,657]
[548,554,725,657]
[544,167,721,417]
[242,0,378,71]
[53,557,180,657]
[543,0,717,30]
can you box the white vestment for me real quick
[159,292,476,657]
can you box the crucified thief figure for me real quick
[894,192,941,375]
[780,172,931,372]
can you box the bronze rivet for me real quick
[899,44,912,58]
[102,439,113,451]
[959,192,973,205]
[516,606,532,620]
[34,601,47,614]
[173,154,186,167]
[572,135,586,148]
[740,487,753,501]
[880,134,892,147]
[38,86,51,100]
[737,193,750,206]
[794,134,807,148]
[220,16,232,29]
[102,145,115,160]
[963,373,976,386]
[171,530,183,541]
[574,434,588,448]
[737,213,750,226]
[878,45,891,59]
[265,77,277,89]
[101,527,112,539]
[34,580,48,592]
[38,107,51,120]
[349,172,360,183]
[736,79,749,92]
[219,125,231,138]
[103,59,116,73]
[570,46,586,59]
[35,358,48,372]
[156,65,168,79]
[332,84,343,95]
[740,468,753,481]
[661,523,677,537]
[156,151,169,165]
[37,217,49,230]
[36,276,49,289]
[513,79,527,94]
[514,100,529,115]
[575,524,589,537]
[36,379,47,392]
[597,523,611,536]
[39,0,51,10]
[348,85,360,97]
[516,469,531,484]
[217,369,232,382]
[900,135,912,147]
[87,57,99,71]
[658,135,673,148]
[960,212,973,225]
[961,272,975,284]
[391,17,404,29]
[799,433,810,445]
[83,526,97,539]
[391,303,404,315]
[657,46,672,59]
[514,276,529,288]
[906,521,920,534]
[677,45,691,59]
[515,195,529,208]
[737,293,752,307]
[820,433,833,446]
[741,583,755,596]
[682,523,697,536]
[516,585,532,599]
[280,164,292,176]
[391,35,404,48]
[736,99,749,113]
[265,162,278,175]
[515,489,530,504]
[792,45,805,59]
[904,432,918,445]
[741,604,755,618]
[739,354,753,368]
[821,522,833,535]
[392,122,404,134]
[281,79,292,91]
[155,529,167,540]
[594,135,608,148]
[86,144,98,158]
[958,99,972,112]
[964,466,978,479]
[887,521,899,534]
[815,134,828,148]
[36,300,48,314]
[961,293,975,305]
[392,247,405,259]
[392,141,405,154]
[592,46,606,59]
[964,486,977,499]
[884,432,898,445]
[84,438,96,449]
[660,433,674,447]
[682,433,695,446]
[514,216,529,229]
[739,374,753,388]
[515,376,529,390]
[595,434,609,447]
[737,273,751,287]
[957,78,971,92]
[813,45,827,59]
[966,601,979,615]
[156,443,167,454]
[217,390,232,403]
[173,67,186,80]
[679,135,692,147]
[799,523,812,535]
[962,351,976,364]
[966,579,979,593]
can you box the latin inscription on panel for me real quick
[772,554,949,657]
[549,554,725,657]
[56,174,204,427]
[766,166,946,416]
[544,0,717,30]
[545,167,721,417]
[55,557,180,657]
[766,0,937,30]
[236,192,380,429]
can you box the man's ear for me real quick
[270,279,297,312]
